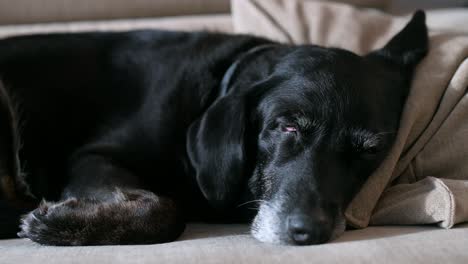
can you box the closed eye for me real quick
[276,115,314,134]
[363,145,379,154]
[359,145,381,159]
[282,124,298,133]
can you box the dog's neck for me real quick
[220,44,279,97]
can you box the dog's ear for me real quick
[187,78,274,209]
[187,90,250,209]
[371,10,428,69]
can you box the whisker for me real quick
[236,199,266,208]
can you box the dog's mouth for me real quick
[250,200,345,245]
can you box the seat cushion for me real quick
[1,223,468,264]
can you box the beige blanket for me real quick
[232,0,468,229]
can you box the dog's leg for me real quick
[18,154,185,245]
[0,80,37,238]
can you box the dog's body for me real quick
[0,12,428,246]
[0,30,268,244]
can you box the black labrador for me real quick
[0,11,428,246]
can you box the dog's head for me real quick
[187,11,428,245]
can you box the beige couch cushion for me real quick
[2,223,468,264]
[0,0,231,25]
[232,0,468,47]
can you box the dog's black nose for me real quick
[286,214,329,245]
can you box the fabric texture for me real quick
[1,223,468,264]
[0,14,233,39]
[0,0,231,25]
[232,0,468,229]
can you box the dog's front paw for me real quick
[18,198,82,246]
[17,192,185,246]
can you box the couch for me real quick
[1,0,468,263]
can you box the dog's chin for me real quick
[251,203,285,244]
[250,202,347,245]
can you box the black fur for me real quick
[0,11,428,245]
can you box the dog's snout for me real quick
[286,214,330,245]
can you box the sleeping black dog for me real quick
[0,11,428,246]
